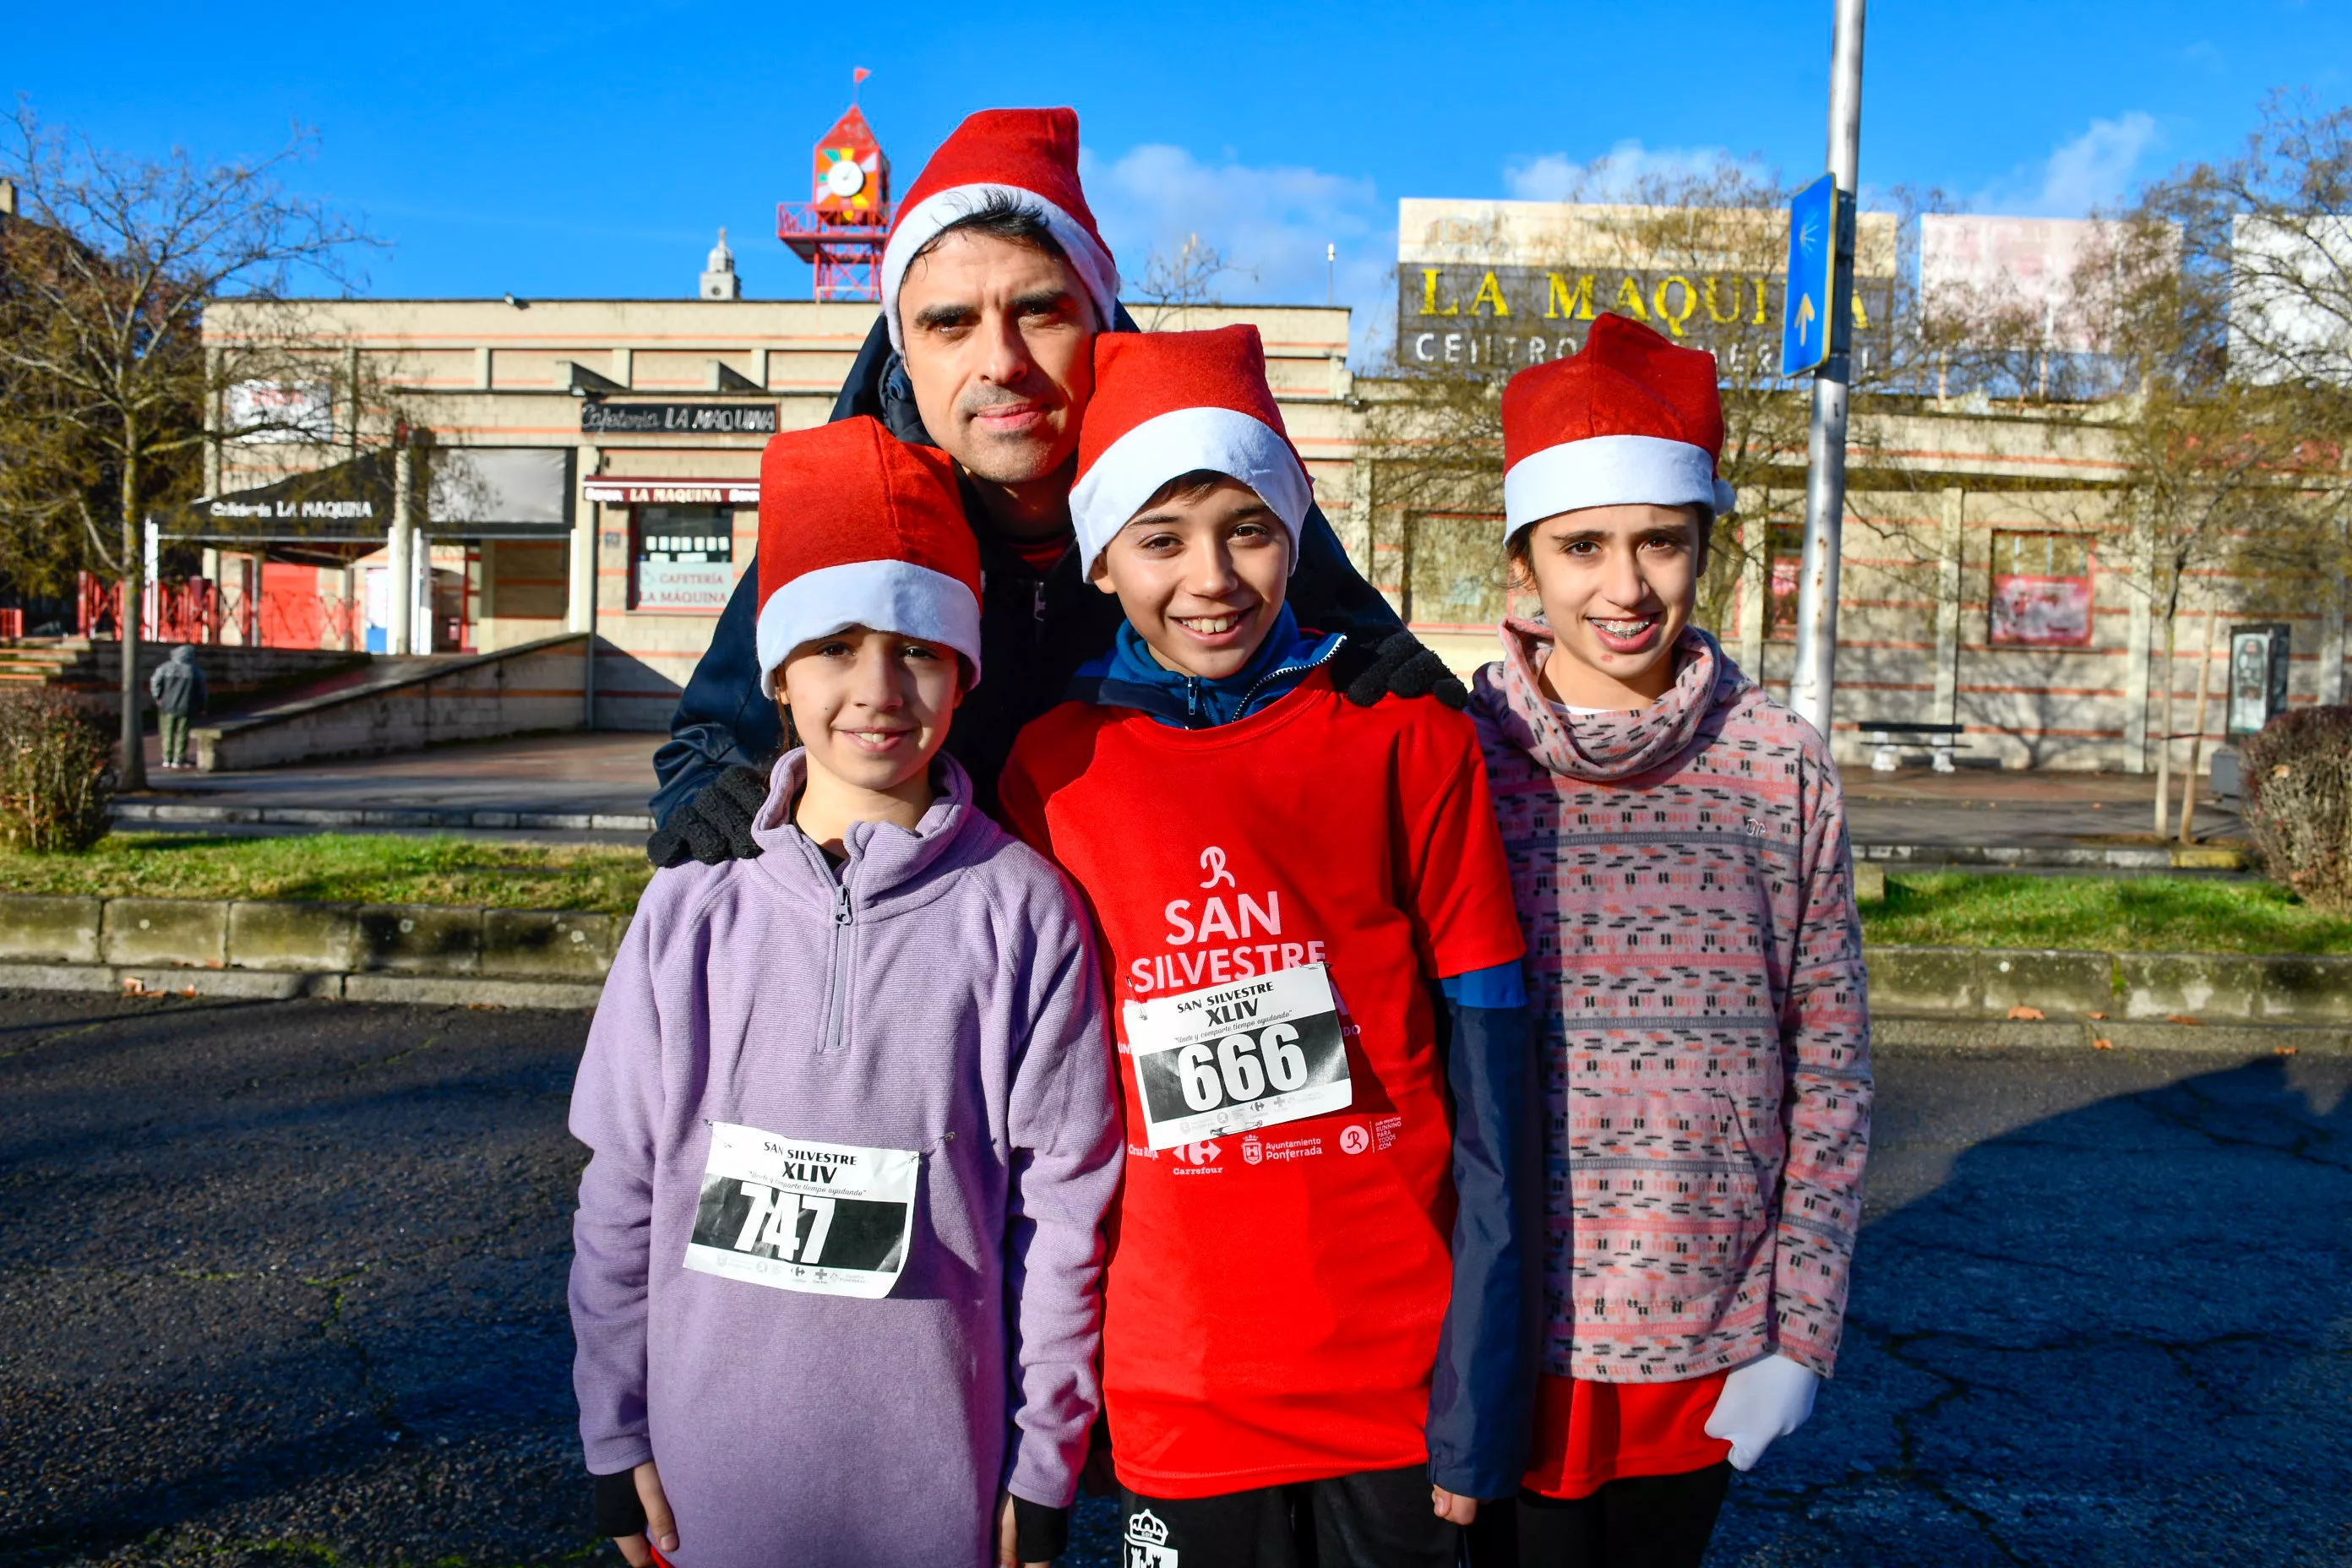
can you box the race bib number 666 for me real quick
[1123,962,1352,1151]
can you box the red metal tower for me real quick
[777,102,892,302]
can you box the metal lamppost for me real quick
[1788,0,1868,737]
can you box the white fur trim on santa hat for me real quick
[880,183,1121,353]
[755,558,984,695]
[1502,433,1739,537]
[1070,406,1313,574]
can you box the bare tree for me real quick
[0,102,377,789]
[1132,233,1255,329]
[1358,158,1936,647]
[2170,93,2352,720]
[2031,192,2332,833]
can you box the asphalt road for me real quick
[2,991,2346,1567]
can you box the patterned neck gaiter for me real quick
[1484,619,1753,783]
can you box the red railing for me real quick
[76,573,310,648]
[0,609,21,640]
[79,574,119,639]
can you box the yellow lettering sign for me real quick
[1544,273,1596,321]
[1751,277,1769,326]
[1612,277,1650,321]
[1468,270,1510,317]
[1704,277,1744,325]
[1420,269,1458,318]
[1852,290,1871,330]
[1652,275,1699,337]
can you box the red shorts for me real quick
[1521,1374,1734,1500]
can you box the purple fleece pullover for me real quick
[569,750,1123,1568]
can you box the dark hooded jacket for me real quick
[650,309,1403,824]
[148,646,206,716]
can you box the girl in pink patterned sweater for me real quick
[1467,315,1873,1568]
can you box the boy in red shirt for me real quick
[999,325,1538,1567]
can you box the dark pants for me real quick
[1120,1464,1458,1568]
[160,712,189,766]
[1463,1463,1731,1568]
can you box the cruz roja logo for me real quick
[1125,1507,1177,1567]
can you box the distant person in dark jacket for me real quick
[647,107,1459,866]
[148,645,207,770]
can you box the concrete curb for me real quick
[1,894,2341,1024]
[1863,945,2352,1023]
[112,801,656,833]
[1857,841,2250,871]
[0,894,624,982]
[5,961,2340,1039]
[1874,1015,2352,1055]
[0,961,606,1010]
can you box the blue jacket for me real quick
[1070,605,1343,729]
[1076,613,1541,1500]
[650,310,1404,824]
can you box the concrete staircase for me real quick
[0,639,102,689]
[0,638,367,710]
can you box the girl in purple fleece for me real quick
[568,416,1123,1568]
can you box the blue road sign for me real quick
[1781,173,1841,378]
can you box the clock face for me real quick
[825,160,865,199]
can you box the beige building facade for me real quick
[201,295,1357,733]
[202,280,2344,773]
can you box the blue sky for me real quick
[12,0,2349,363]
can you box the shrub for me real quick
[0,688,116,853]
[2241,705,2352,912]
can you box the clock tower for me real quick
[778,99,895,301]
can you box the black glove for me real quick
[1330,629,1468,710]
[645,765,770,868]
[590,1469,646,1537]
[1012,1495,1070,1563]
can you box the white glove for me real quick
[1704,1353,1820,1472]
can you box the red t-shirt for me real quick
[999,672,1526,1500]
[1522,1375,1733,1500]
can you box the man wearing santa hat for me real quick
[649,107,1454,865]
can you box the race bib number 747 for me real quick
[1124,962,1352,1151]
[683,1123,917,1299]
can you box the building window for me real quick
[632,504,736,612]
[1766,522,1806,636]
[1990,531,2093,647]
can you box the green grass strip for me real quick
[0,833,654,915]
[4,840,2349,955]
[1861,871,2352,955]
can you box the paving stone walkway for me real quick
[117,731,2246,859]
[3,994,2343,1565]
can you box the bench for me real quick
[1857,720,1968,774]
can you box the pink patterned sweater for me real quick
[1469,620,1871,1382]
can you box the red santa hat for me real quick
[879,107,1120,354]
[1500,312,1737,539]
[1068,324,1314,574]
[754,416,983,694]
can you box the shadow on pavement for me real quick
[8,993,2350,1567]
[1705,1048,2352,1567]
[0,993,591,1568]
